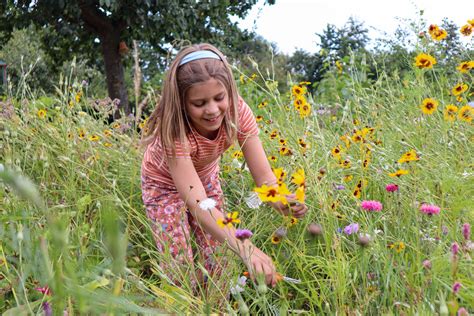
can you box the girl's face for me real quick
[184,78,229,139]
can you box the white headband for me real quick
[179,50,222,66]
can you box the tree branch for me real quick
[77,0,112,37]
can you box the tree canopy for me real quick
[0,0,275,115]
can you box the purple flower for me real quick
[343,223,359,235]
[419,204,440,215]
[334,184,346,190]
[42,302,52,316]
[422,259,432,270]
[361,200,383,212]
[462,223,471,241]
[235,229,253,240]
[453,282,461,294]
[442,225,449,235]
[385,183,399,192]
[451,242,459,256]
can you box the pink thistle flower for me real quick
[385,183,399,192]
[462,223,471,241]
[419,203,440,215]
[35,286,52,296]
[361,200,383,212]
[457,307,468,316]
[452,281,461,294]
[422,259,432,270]
[235,229,253,241]
[451,242,459,256]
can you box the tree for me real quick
[0,0,274,116]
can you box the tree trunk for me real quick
[78,1,130,118]
[100,31,130,117]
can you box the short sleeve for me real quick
[237,96,259,144]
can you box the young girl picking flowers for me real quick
[141,43,307,291]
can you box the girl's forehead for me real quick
[186,78,226,99]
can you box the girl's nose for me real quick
[206,101,219,114]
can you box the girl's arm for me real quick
[241,135,308,218]
[167,156,278,286]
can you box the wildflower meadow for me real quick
[1,18,474,315]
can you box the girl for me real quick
[141,43,307,291]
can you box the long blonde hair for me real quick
[142,43,239,157]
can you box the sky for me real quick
[235,0,474,54]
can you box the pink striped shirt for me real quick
[141,97,259,187]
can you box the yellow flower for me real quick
[290,169,305,187]
[293,95,306,110]
[239,74,245,84]
[443,104,458,122]
[338,159,351,169]
[232,150,243,159]
[398,149,419,163]
[340,135,351,148]
[287,216,298,227]
[273,167,287,184]
[254,183,291,205]
[456,61,474,73]
[389,241,406,253]
[331,145,343,158]
[414,53,437,69]
[111,122,121,129]
[88,135,100,142]
[452,83,468,96]
[335,60,343,73]
[389,169,409,177]
[458,105,473,123]
[258,101,268,108]
[299,103,311,118]
[78,129,86,139]
[353,187,361,199]
[299,81,311,86]
[343,175,353,182]
[256,115,263,122]
[103,142,113,147]
[271,235,282,244]
[295,186,305,203]
[268,155,278,163]
[420,98,438,115]
[75,91,82,103]
[279,138,287,146]
[103,129,112,137]
[428,24,439,36]
[249,73,257,81]
[362,158,370,169]
[269,129,279,140]
[351,130,363,143]
[298,138,309,152]
[456,96,463,103]
[37,109,47,119]
[460,24,473,36]
[217,212,241,228]
[468,19,474,27]
[279,146,293,156]
[431,28,447,41]
[292,85,306,96]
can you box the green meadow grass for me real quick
[1,47,473,314]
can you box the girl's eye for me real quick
[215,94,225,101]
[192,102,205,107]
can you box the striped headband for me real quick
[179,50,222,66]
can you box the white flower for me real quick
[198,198,217,211]
[230,276,247,295]
[245,192,262,209]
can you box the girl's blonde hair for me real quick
[142,43,239,157]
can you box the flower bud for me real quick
[358,234,370,247]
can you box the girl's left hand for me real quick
[269,194,308,218]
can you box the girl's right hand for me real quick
[239,243,277,287]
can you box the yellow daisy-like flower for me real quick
[353,187,362,199]
[103,142,113,147]
[138,118,148,130]
[340,135,351,148]
[362,158,370,169]
[414,53,437,69]
[420,98,438,115]
[268,155,278,163]
[293,95,306,110]
[254,183,291,205]
[299,81,311,86]
[256,115,263,122]
[239,74,245,84]
[78,129,86,139]
[338,159,351,169]
[295,186,305,203]
[88,134,100,142]
[292,85,306,96]
[75,91,82,103]
[279,146,293,156]
[291,169,305,187]
[398,149,419,163]
[273,167,287,184]
[299,103,311,118]
[428,24,439,36]
[232,150,243,159]
[331,200,340,210]
[249,73,257,81]
[458,105,473,123]
[431,28,447,41]
[287,216,298,227]
[298,138,309,152]
[335,60,343,73]
[389,169,409,177]
[456,61,474,73]
[37,109,47,119]
[67,132,73,140]
[390,241,406,253]
[279,138,287,146]
[269,129,279,140]
[343,174,353,182]
[216,212,241,228]
[443,104,458,122]
[468,19,474,26]
[331,145,343,158]
[452,83,468,96]
[271,235,282,244]
[258,101,268,108]
[460,24,473,36]
[103,129,112,137]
